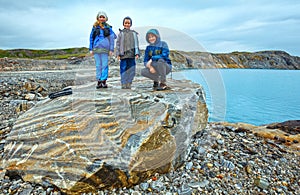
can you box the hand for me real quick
[109,51,113,56]
[146,59,155,73]
[146,59,152,68]
[149,65,156,73]
[88,50,94,57]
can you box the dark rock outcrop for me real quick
[266,120,300,135]
[179,50,300,69]
[218,121,300,155]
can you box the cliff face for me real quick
[177,50,300,70]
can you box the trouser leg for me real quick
[99,53,109,81]
[151,59,171,83]
[127,58,136,84]
[141,67,159,81]
[94,54,101,80]
[120,59,127,84]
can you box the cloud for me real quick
[0,0,299,56]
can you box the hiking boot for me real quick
[102,80,108,88]
[156,83,171,91]
[153,81,159,90]
[126,83,132,89]
[96,81,102,89]
[121,84,127,89]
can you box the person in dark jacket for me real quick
[116,16,140,89]
[141,29,172,90]
[89,11,116,89]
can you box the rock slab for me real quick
[1,77,208,194]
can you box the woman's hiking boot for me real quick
[96,80,102,89]
[102,80,108,88]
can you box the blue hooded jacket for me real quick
[143,29,172,68]
[89,23,116,53]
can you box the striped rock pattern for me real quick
[1,77,208,194]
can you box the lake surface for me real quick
[173,69,300,126]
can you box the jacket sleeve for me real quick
[143,46,151,66]
[115,31,121,56]
[151,41,170,61]
[89,27,95,51]
[133,32,140,56]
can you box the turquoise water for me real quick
[173,69,300,126]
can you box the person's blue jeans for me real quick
[94,53,109,81]
[120,58,136,84]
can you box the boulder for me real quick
[1,77,208,194]
[266,120,300,135]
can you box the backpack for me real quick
[92,26,111,42]
[92,27,100,41]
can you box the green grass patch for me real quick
[0,47,89,59]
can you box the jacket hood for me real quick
[146,29,161,44]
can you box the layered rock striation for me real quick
[1,76,208,194]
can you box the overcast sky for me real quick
[0,0,299,56]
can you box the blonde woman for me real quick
[89,11,116,88]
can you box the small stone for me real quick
[196,146,206,154]
[185,161,193,170]
[198,180,210,188]
[206,163,213,168]
[245,165,252,174]
[24,93,35,100]
[254,178,269,189]
[177,184,192,195]
[139,182,149,191]
[216,139,224,145]
[281,181,288,186]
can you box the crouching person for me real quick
[141,29,172,90]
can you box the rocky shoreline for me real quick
[0,57,299,194]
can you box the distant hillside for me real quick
[1,48,299,69]
[0,47,88,59]
[180,50,300,69]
